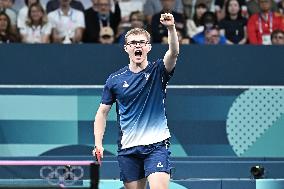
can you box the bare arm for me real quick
[160,13,180,73]
[73,28,84,43]
[51,28,63,43]
[93,103,112,158]
[41,34,51,43]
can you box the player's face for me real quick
[124,34,151,64]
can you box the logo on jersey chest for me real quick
[123,81,129,88]
[122,73,150,88]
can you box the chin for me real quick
[131,57,144,64]
[133,60,143,64]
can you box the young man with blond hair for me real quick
[93,13,179,189]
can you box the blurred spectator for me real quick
[84,0,121,43]
[0,0,17,30]
[0,11,18,43]
[48,0,85,43]
[215,0,247,20]
[205,26,224,44]
[128,10,145,29]
[151,0,185,43]
[219,0,247,44]
[247,0,284,45]
[183,0,213,19]
[192,11,227,44]
[161,27,190,44]
[99,26,114,44]
[0,0,15,10]
[20,3,52,43]
[246,0,278,16]
[118,0,145,20]
[278,0,284,14]
[271,29,284,44]
[117,10,145,44]
[186,2,208,38]
[17,0,39,29]
[46,0,84,13]
[143,0,183,25]
[193,3,208,26]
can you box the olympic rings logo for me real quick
[40,166,84,186]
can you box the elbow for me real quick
[171,50,179,58]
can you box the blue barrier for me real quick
[1,45,284,85]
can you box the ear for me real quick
[147,44,152,52]
[124,45,128,53]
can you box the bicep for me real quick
[163,50,177,73]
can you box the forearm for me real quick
[41,35,50,43]
[238,37,247,44]
[94,112,107,147]
[73,28,83,43]
[167,25,179,57]
[21,35,28,43]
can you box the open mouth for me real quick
[134,50,142,57]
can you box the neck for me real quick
[32,20,41,26]
[163,9,172,13]
[61,6,70,15]
[230,14,238,20]
[262,10,270,14]
[129,60,148,73]
[261,11,270,20]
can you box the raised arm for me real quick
[93,103,112,158]
[160,13,180,73]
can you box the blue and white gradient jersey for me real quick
[101,59,174,150]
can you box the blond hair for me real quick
[124,28,151,44]
[26,3,48,27]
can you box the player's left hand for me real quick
[160,13,175,28]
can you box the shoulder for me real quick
[85,8,98,19]
[5,8,16,16]
[107,66,128,81]
[172,11,183,18]
[219,18,227,25]
[85,7,95,14]
[152,12,161,19]
[249,14,258,20]
[148,59,164,69]
[18,7,28,15]
[240,17,248,22]
[153,59,163,65]
[47,10,57,18]
[43,22,53,29]
[71,8,84,16]
[273,12,283,17]
[193,32,204,39]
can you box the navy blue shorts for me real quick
[117,139,171,182]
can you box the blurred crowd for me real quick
[0,0,284,45]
